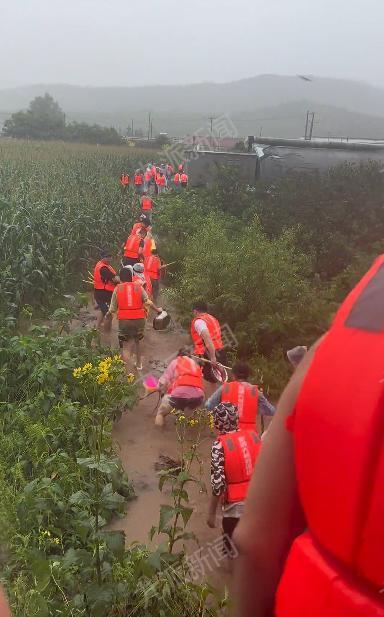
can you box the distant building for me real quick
[185,137,384,187]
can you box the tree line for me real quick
[2,93,123,145]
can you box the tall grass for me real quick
[0,139,161,315]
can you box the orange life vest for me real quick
[141,238,153,259]
[124,234,142,259]
[120,174,129,186]
[116,282,146,320]
[157,174,166,186]
[144,171,152,182]
[180,173,188,184]
[151,165,156,177]
[221,381,259,430]
[219,430,260,503]
[172,356,204,391]
[276,254,384,616]
[134,174,143,185]
[93,260,117,292]
[191,313,223,355]
[131,222,144,235]
[141,196,153,211]
[174,173,181,184]
[144,255,161,280]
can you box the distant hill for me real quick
[2,75,384,138]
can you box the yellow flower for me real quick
[113,355,124,364]
[52,537,60,545]
[127,373,135,383]
[73,367,81,378]
[178,415,186,423]
[96,372,109,385]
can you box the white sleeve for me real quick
[194,318,209,336]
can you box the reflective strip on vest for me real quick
[172,357,203,390]
[219,430,260,503]
[276,254,384,612]
[191,313,223,355]
[221,381,259,429]
[117,283,145,320]
[93,261,116,292]
[124,235,141,258]
[145,256,161,279]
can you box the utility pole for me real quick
[304,111,315,140]
[150,120,153,140]
[147,112,151,141]
[131,119,134,137]
[208,116,216,150]
[309,112,315,140]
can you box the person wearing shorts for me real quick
[93,251,119,332]
[154,349,205,427]
[107,266,162,370]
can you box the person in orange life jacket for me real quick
[191,300,227,382]
[120,172,129,192]
[140,192,154,216]
[144,248,161,302]
[144,168,152,192]
[122,229,146,267]
[233,259,384,617]
[134,169,144,194]
[154,348,205,427]
[205,362,275,430]
[141,235,153,260]
[107,266,162,371]
[173,171,181,190]
[131,214,152,236]
[207,402,261,558]
[156,171,166,194]
[93,250,120,331]
[133,262,153,300]
[178,163,184,172]
[180,172,188,188]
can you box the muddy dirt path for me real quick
[75,301,222,558]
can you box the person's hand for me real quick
[157,307,163,314]
[207,513,216,528]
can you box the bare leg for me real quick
[134,339,142,370]
[96,311,105,330]
[155,395,172,427]
[121,341,131,370]
[103,312,112,333]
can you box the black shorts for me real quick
[122,256,139,267]
[94,289,113,316]
[168,396,204,411]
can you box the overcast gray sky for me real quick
[0,0,383,89]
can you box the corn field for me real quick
[0,139,159,315]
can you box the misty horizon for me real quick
[1,0,383,90]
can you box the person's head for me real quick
[119,266,133,282]
[287,346,308,368]
[213,402,239,434]
[232,361,251,381]
[143,189,148,195]
[133,262,144,274]
[192,300,208,315]
[139,214,150,226]
[177,347,191,358]
[101,250,112,264]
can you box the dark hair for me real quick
[101,250,112,259]
[151,248,158,255]
[119,267,133,282]
[192,300,208,312]
[177,347,191,357]
[232,361,251,381]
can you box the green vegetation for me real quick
[2,94,122,145]
[1,137,383,614]
[155,163,384,395]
